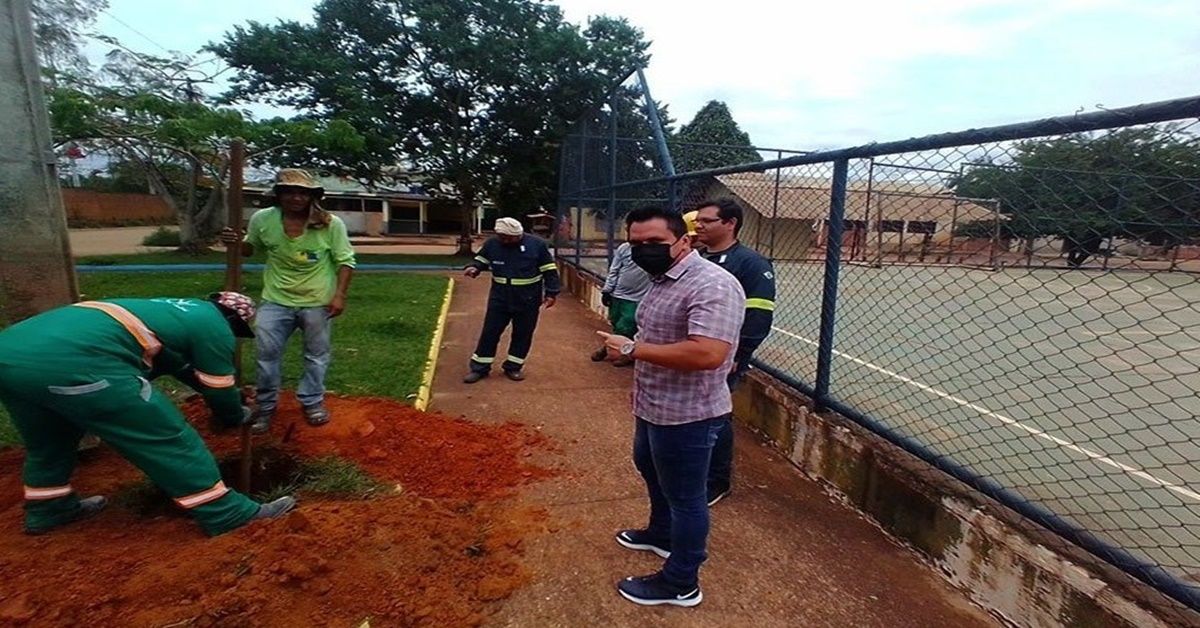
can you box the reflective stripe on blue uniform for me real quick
[703,241,776,494]
[702,242,776,371]
[467,234,561,372]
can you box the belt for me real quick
[492,276,543,286]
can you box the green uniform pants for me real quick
[608,297,639,339]
[0,366,260,536]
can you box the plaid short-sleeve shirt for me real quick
[633,250,746,425]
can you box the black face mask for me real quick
[631,240,679,276]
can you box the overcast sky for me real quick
[88,0,1200,152]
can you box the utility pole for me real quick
[0,0,78,324]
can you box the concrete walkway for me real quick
[69,226,163,256]
[429,275,996,627]
[67,227,478,257]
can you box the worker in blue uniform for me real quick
[692,199,777,507]
[462,217,561,383]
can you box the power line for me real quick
[98,8,174,55]
[91,11,231,88]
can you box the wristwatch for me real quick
[620,341,636,357]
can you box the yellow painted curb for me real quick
[414,276,454,411]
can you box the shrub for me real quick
[142,227,181,247]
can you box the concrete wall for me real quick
[556,260,1200,628]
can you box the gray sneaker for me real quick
[252,496,297,520]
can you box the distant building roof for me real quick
[711,172,996,224]
[245,174,433,202]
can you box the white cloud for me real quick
[83,0,1200,153]
[559,0,1200,151]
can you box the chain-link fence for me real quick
[557,86,1200,612]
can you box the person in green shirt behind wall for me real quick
[220,168,356,433]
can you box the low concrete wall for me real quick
[557,260,1199,628]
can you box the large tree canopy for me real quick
[671,100,762,173]
[953,127,1200,255]
[209,0,649,252]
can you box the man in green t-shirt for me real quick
[220,168,356,433]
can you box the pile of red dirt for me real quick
[0,394,556,627]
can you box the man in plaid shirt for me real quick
[598,205,746,608]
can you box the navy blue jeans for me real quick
[708,364,748,493]
[469,300,541,374]
[633,415,727,588]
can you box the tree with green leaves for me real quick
[952,127,1200,266]
[49,76,364,251]
[31,2,367,253]
[671,100,762,173]
[209,0,649,254]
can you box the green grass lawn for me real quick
[0,271,450,448]
[77,250,469,267]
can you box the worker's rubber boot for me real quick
[252,496,297,520]
[250,408,275,435]
[24,495,108,535]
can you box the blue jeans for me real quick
[254,301,332,410]
[708,364,748,493]
[633,415,726,588]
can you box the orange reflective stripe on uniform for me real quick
[74,301,163,367]
[24,485,73,500]
[195,371,236,388]
[174,481,230,509]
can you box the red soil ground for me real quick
[0,393,555,627]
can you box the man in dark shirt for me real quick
[693,199,777,506]
[463,217,560,383]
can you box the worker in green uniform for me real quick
[0,292,297,536]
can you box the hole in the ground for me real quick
[114,448,303,516]
[217,447,303,498]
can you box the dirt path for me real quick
[429,275,996,627]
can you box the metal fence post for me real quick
[574,119,587,266]
[637,68,675,178]
[814,158,850,412]
[864,158,875,263]
[606,89,618,268]
[990,199,1002,270]
[554,135,568,253]
[769,151,781,258]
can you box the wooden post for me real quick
[225,139,252,494]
